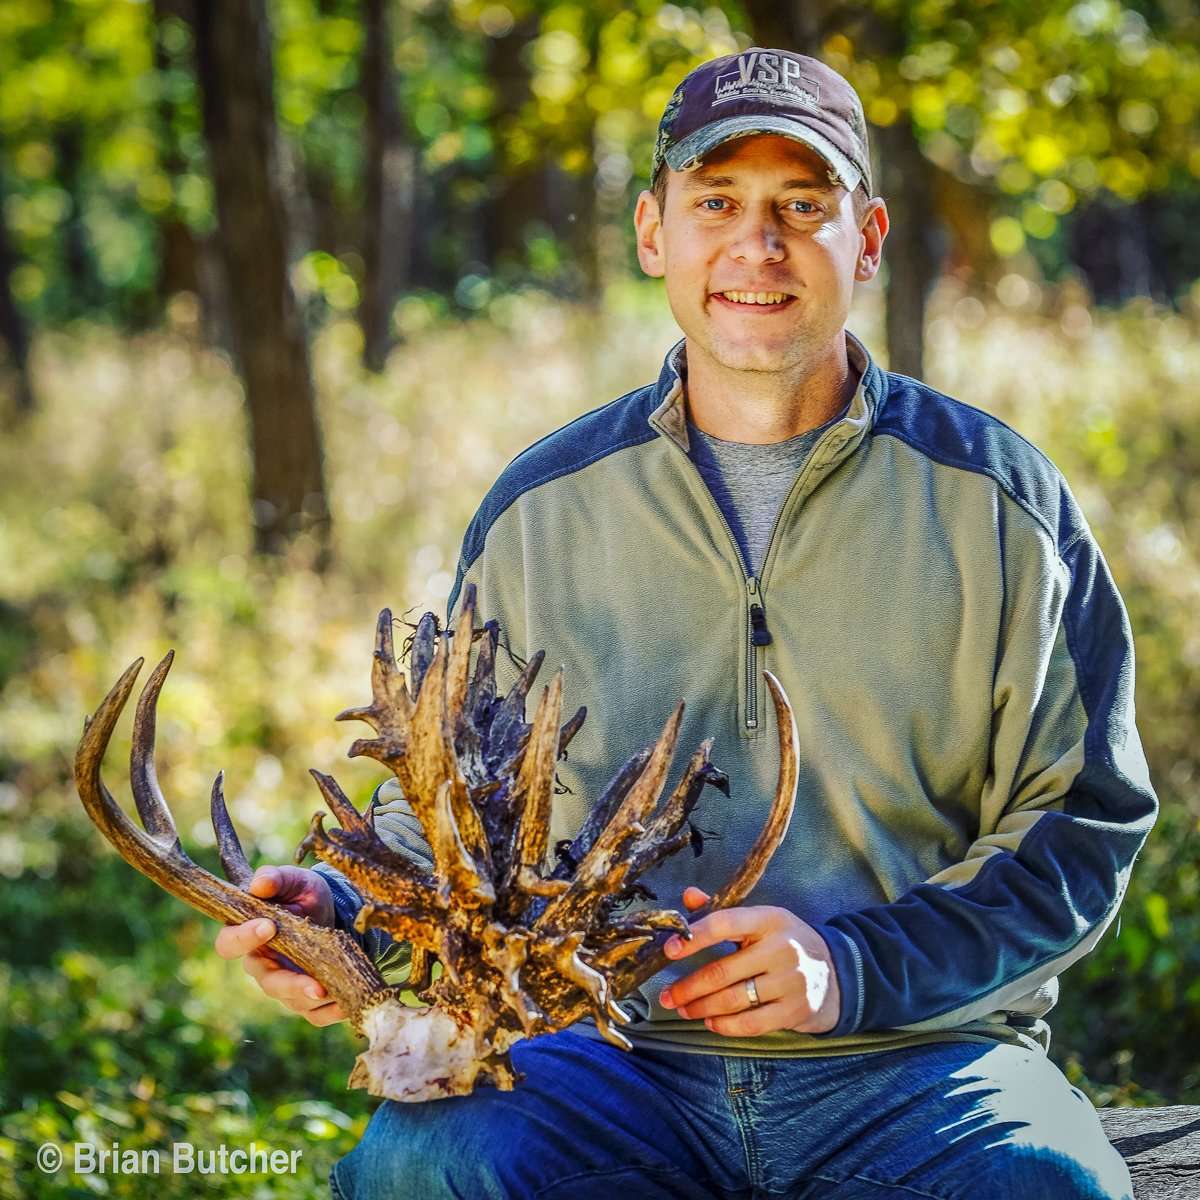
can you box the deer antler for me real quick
[73,651,400,1028]
[74,583,799,1102]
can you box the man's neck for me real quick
[683,331,857,444]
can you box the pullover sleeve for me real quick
[813,524,1158,1037]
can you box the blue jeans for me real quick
[329,1029,1132,1199]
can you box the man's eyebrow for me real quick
[680,173,836,192]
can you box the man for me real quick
[216,48,1156,1199]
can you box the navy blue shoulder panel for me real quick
[873,372,1085,552]
[456,382,662,575]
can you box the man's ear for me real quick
[854,197,889,284]
[634,189,666,279]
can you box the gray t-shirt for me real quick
[687,404,847,577]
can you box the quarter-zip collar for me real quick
[646,328,890,737]
[647,328,888,466]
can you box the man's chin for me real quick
[708,340,798,373]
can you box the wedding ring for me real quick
[745,976,761,1008]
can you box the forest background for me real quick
[1,0,1198,1196]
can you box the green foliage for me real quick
[3,0,1194,330]
[0,0,748,326]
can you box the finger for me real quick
[215,918,277,960]
[304,1001,346,1027]
[248,865,283,898]
[242,952,284,984]
[659,940,773,1012]
[260,946,305,973]
[663,906,770,961]
[258,966,330,1012]
[674,967,776,1020]
[682,887,710,910]
[704,999,791,1039]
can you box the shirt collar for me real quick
[647,329,887,454]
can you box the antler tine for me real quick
[410,612,439,698]
[533,702,684,937]
[76,657,392,1030]
[377,605,396,663]
[602,670,799,1001]
[76,657,166,869]
[558,705,586,757]
[696,670,797,912]
[445,585,476,729]
[511,670,565,890]
[431,778,495,907]
[309,768,373,836]
[470,619,499,721]
[337,609,413,732]
[76,657,266,923]
[549,745,653,880]
[210,770,254,888]
[488,651,545,763]
[129,651,182,845]
[638,738,727,850]
[580,700,685,863]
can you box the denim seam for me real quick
[329,1162,349,1200]
[721,1059,763,1189]
[809,1169,949,1200]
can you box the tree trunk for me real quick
[482,13,544,278]
[193,0,330,563]
[360,0,414,372]
[0,164,35,417]
[553,159,599,300]
[852,5,942,379]
[741,2,944,378]
[741,0,826,53]
[873,118,942,378]
[54,123,101,318]
[152,0,202,307]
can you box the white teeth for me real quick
[720,291,791,305]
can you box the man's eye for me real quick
[791,200,818,214]
[701,198,727,211]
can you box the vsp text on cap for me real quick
[651,49,872,197]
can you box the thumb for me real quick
[249,865,309,903]
[682,886,710,910]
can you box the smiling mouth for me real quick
[712,291,796,312]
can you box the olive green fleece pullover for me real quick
[317,329,1157,1059]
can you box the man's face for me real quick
[634,135,886,374]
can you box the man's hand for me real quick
[213,865,347,1027]
[657,887,840,1036]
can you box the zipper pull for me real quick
[750,603,772,646]
[746,577,773,646]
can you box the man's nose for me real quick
[728,213,786,262]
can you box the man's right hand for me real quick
[214,865,347,1027]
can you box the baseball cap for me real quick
[651,48,873,197]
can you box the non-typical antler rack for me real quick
[75,583,798,1100]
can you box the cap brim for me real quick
[664,114,863,194]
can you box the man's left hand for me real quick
[658,887,841,1036]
